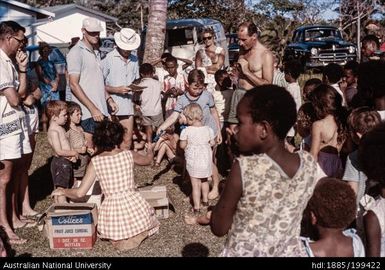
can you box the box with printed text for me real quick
[42,203,98,249]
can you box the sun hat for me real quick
[82,17,103,32]
[114,28,141,51]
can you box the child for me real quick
[301,178,365,257]
[296,78,321,151]
[66,101,101,206]
[153,125,179,167]
[322,63,346,106]
[284,60,302,141]
[46,100,78,203]
[309,84,348,178]
[52,120,159,251]
[359,123,385,256]
[157,69,222,200]
[138,63,164,143]
[132,116,147,154]
[340,61,358,108]
[342,107,381,207]
[210,85,324,257]
[179,103,216,212]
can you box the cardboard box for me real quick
[43,203,98,249]
[138,185,172,219]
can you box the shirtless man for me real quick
[237,21,274,90]
[46,101,78,203]
[227,22,274,149]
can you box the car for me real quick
[283,25,357,69]
[226,33,239,65]
[140,18,229,67]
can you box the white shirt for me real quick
[331,83,347,107]
[139,77,162,116]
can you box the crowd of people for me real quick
[1,15,385,257]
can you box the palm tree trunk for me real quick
[143,0,167,64]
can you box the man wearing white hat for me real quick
[101,28,141,149]
[67,17,118,146]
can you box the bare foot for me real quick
[208,189,219,200]
[184,215,197,225]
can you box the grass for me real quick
[10,132,225,257]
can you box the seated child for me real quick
[153,125,179,167]
[301,177,365,257]
[132,116,147,154]
[46,101,78,203]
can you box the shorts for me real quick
[0,133,21,160]
[142,113,164,128]
[80,117,105,134]
[20,129,32,155]
[51,156,73,188]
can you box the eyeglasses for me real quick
[12,36,25,45]
[202,36,213,41]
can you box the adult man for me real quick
[67,17,117,146]
[0,21,29,244]
[361,35,380,62]
[227,21,274,125]
[102,28,141,149]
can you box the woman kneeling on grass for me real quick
[51,120,159,251]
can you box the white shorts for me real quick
[20,129,32,155]
[0,133,22,160]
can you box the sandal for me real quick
[9,237,27,245]
[201,201,209,207]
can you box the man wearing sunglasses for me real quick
[67,17,118,148]
[0,21,30,245]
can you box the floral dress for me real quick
[37,59,59,106]
[221,151,318,257]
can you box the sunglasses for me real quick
[202,36,213,41]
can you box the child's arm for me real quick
[210,160,242,236]
[210,107,222,145]
[48,130,78,158]
[310,121,322,161]
[131,144,154,165]
[157,111,180,135]
[179,128,187,149]
[364,210,382,257]
[51,162,96,199]
[179,140,187,150]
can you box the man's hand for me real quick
[16,50,28,70]
[119,86,131,95]
[107,98,119,115]
[216,132,222,145]
[90,107,104,122]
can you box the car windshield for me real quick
[167,28,194,46]
[304,28,342,41]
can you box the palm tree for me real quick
[143,0,167,64]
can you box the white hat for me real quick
[114,28,141,51]
[82,17,103,32]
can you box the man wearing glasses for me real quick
[0,21,30,245]
[67,17,118,148]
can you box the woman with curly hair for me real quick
[309,84,348,178]
[301,177,365,257]
[52,120,159,251]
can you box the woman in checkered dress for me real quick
[52,120,159,250]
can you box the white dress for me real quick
[180,126,215,178]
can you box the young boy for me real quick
[138,63,163,143]
[46,100,78,203]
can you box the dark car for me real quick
[283,25,357,69]
[226,33,239,65]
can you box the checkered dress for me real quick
[92,150,159,241]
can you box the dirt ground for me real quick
[10,132,226,257]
